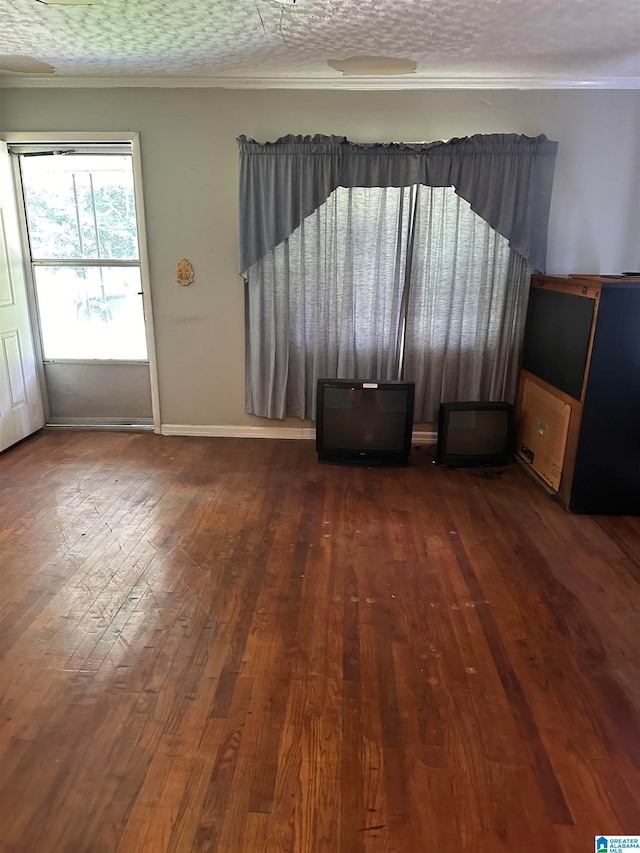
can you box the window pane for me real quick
[34,266,148,360]
[21,154,139,260]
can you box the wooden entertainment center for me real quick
[515,273,640,513]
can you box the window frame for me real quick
[0,131,160,432]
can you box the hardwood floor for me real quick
[0,429,639,852]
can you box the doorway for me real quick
[7,135,159,430]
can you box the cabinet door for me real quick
[518,376,571,492]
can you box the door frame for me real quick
[0,130,161,433]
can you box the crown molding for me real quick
[1,74,639,90]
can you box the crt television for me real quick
[436,401,514,467]
[316,379,415,467]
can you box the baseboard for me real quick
[160,424,316,439]
[47,418,154,429]
[160,423,437,443]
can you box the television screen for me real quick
[316,379,415,466]
[522,287,595,400]
[436,401,513,467]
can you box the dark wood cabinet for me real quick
[516,273,640,513]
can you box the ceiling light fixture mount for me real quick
[328,56,418,76]
[35,0,103,5]
[0,55,56,74]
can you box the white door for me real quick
[0,141,45,452]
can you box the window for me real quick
[238,133,556,422]
[20,149,147,361]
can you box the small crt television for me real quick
[436,401,514,467]
[316,379,415,467]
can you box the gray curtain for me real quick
[239,132,555,422]
[245,186,413,419]
[238,133,558,274]
[403,187,532,422]
[245,185,532,422]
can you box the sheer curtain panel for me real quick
[245,186,413,420]
[403,188,532,422]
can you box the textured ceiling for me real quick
[0,0,639,87]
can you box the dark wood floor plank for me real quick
[1,430,639,852]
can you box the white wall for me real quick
[1,87,638,429]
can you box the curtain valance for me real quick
[237,132,558,274]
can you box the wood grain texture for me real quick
[0,429,639,852]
